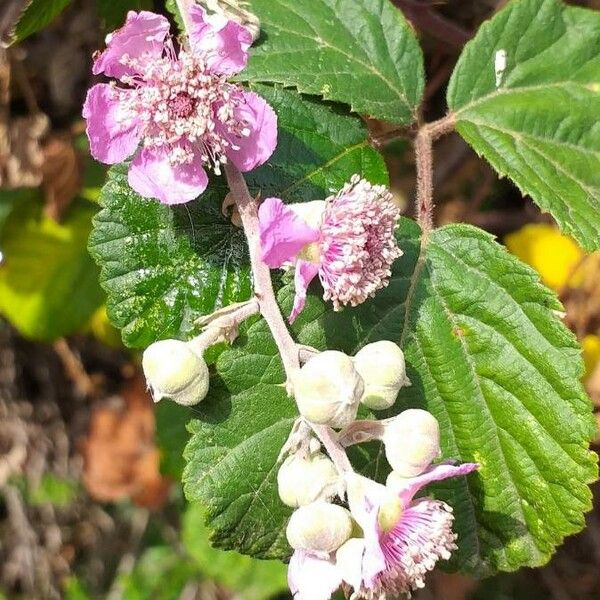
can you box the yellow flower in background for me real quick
[505,223,584,291]
[582,335,600,381]
[86,305,122,348]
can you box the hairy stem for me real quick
[188,298,260,354]
[414,114,456,236]
[312,424,354,474]
[224,164,301,381]
[224,164,352,475]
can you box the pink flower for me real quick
[83,8,277,205]
[258,176,402,322]
[287,462,479,600]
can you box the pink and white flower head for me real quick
[287,461,479,600]
[83,7,277,205]
[258,176,402,322]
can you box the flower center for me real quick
[168,92,196,119]
[377,493,403,533]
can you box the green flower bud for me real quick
[382,409,440,476]
[142,339,209,406]
[277,452,339,508]
[294,351,364,428]
[353,340,409,410]
[286,502,353,554]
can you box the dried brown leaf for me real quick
[80,374,171,509]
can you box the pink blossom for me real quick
[287,462,478,600]
[258,176,402,322]
[83,8,277,204]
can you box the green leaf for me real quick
[0,196,104,341]
[165,0,185,33]
[96,0,153,30]
[447,0,600,251]
[247,84,389,199]
[88,164,252,349]
[156,402,193,479]
[243,0,424,123]
[88,87,387,348]
[11,0,72,44]
[29,474,78,507]
[120,547,195,600]
[183,503,287,600]
[183,218,596,574]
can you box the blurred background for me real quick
[0,0,599,598]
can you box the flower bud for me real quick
[353,341,409,410]
[277,452,339,508]
[142,339,209,406]
[286,502,352,554]
[293,351,364,428]
[382,409,440,476]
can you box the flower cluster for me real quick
[278,343,478,600]
[258,175,403,321]
[83,7,276,204]
[93,7,481,600]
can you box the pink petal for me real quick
[221,90,278,172]
[93,11,170,80]
[290,260,320,323]
[397,462,479,506]
[288,550,341,600]
[258,197,320,268]
[188,5,252,75]
[82,84,141,164]
[128,144,208,205]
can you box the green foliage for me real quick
[0,195,104,341]
[11,0,72,44]
[183,504,288,600]
[155,402,193,479]
[29,474,78,507]
[165,0,185,33]
[88,164,252,349]
[119,547,196,600]
[447,0,600,250]
[243,0,424,123]
[88,87,388,348]
[96,0,153,30]
[183,220,597,574]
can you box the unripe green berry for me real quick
[353,340,409,410]
[142,339,209,406]
[277,452,339,507]
[293,351,364,428]
[286,502,352,554]
[382,409,440,476]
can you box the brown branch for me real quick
[414,114,456,236]
[391,0,471,51]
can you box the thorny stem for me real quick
[414,114,456,236]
